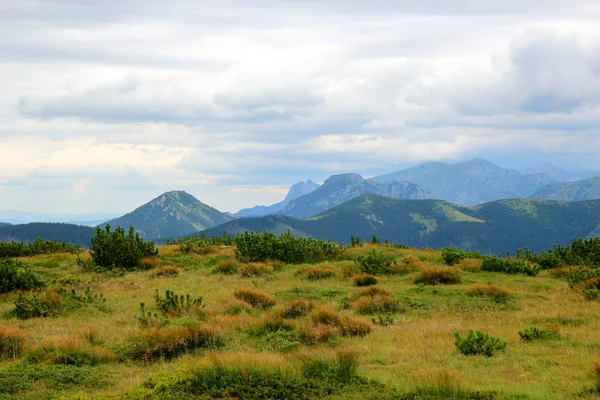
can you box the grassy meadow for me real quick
[1,243,600,399]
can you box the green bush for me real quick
[13,287,106,319]
[356,250,395,275]
[0,259,45,294]
[454,330,507,357]
[235,230,344,264]
[87,225,158,271]
[518,327,561,342]
[0,237,81,258]
[481,256,539,276]
[153,289,203,317]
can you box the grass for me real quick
[0,245,599,399]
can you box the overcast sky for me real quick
[2,0,600,214]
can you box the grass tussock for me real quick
[357,286,390,298]
[213,258,238,275]
[353,294,404,315]
[352,274,378,287]
[140,256,161,269]
[220,298,254,315]
[414,267,461,285]
[388,255,423,274]
[308,309,371,338]
[548,266,579,279]
[281,299,315,319]
[0,326,26,361]
[233,289,277,309]
[303,265,336,280]
[25,339,116,366]
[463,284,511,302]
[238,262,274,278]
[120,324,223,361]
[458,258,483,272]
[151,265,181,278]
[594,361,600,392]
[248,316,296,336]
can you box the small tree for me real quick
[89,225,158,270]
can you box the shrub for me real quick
[441,247,481,266]
[120,324,223,361]
[153,289,203,317]
[414,267,461,285]
[25,340,116,366]
[213,259,238,275]
[87,224,158,271]
[304,266,335,281]
[0,259,45,294]
[135,302,168,329]
[388,255,423,274]
[352,274,378,287]
[0,327,26,361]
[13,287,106,319]
[481,256,539,276]
[233,289,276,309]
[235,230,344,264]
[238,263,273,278]
[151,266,181,278]
[518,327,561,342]
[281,299,315,319]
[354,295,403,315]
[356,250,395,275]
[0,237,82,258]
[454,330,507,357]
[464,284,511,303]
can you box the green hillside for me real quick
[0,222,11,227]
[106,191,235,239]
[205,194,600,254]
[530,176,600,201]
[0,222,95,246]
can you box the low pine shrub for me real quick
[441,247,481,266]
[135,302,168,329]
[238,263,273,278]
[0,327,26,361]
[518,327,561,342]
[356,250,395,275]
[354,294,404,315]
[120,324,223,361]
[352,274,378,287]
[454,330,507,357]
[0,259,45,294]
[281,299,315,319]
[233,289,277,309]
[303,266,335,281]
[414,267,461,285]
[481,256,539,276]
[213,259,238,275]
[153,289,203,317]
[463,284,511,303]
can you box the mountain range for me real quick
[0,223,95,247]
[530,176,600,202]
[236,180,320,217]
[206,194,600,254]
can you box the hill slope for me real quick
[0,222,11,228]
[370,159,554,206]
[0,223,95,246]
[106,191,235,239]
[530,176,600,201]
[205,195,600,254]
[278,173,430,219]
[236,180,320,217]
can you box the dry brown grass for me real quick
[281,299,315,319]
[413,267,461,285]
[25,337,116,365]
[593,360,600,390]
[389,255,425,274]
[352,274,378,287]
[548,266,578,279]
[303,265,336,280]
[300,323,340,344]
[238,262,274,278]
[463,284,511,302]
[0,326,26,361]
[353,294,404,315]
[458,258,483,272]
[140,256,161,268]
[151,265,181,278]
[233,289,277,309]
[309,309,371,337]
[357,286,390,298]
[214,259,238,275]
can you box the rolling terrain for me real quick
[0,222,95,246]
[530,176,600,201]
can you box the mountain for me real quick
[0,211,120,226]
[369,159,555,206]
[204,194,600,254]
[525,162,600,182]
[0,222,11,228]
[105,191,235,239]
[236,180,320,217]
[530,176,600,201]
[278,173,430,219]
[0,223,95,246]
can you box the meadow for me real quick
[1,237,600,399]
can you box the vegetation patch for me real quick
[213,258,238,275]
[303,265,336,280]
[414,267,461,285]
[481,256,539,276]
[355,250,395,275]
[25,339,116,366]
[233,289,277,309]
[151,265,181,278]
[0,259,45,294]
[354,294,404,315]
[238,262,274,278]
[0,327,26,361]
[281,299,315,319]
[352,273,378,287]
[454,330,507,357]
[13,287,107,319]
[518,327,561,342]
[463,284,511,303]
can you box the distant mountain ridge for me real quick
[369,159,555,206]
[277,173,430,219]
[105,191,235,239]
[530,176,600,201]
[525,162,600,182]
[236,180,320,217]
[204,194,600,254]
[0,223,95,246]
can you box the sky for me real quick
[2,0,600,215]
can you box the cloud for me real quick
[2,0,600,213]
